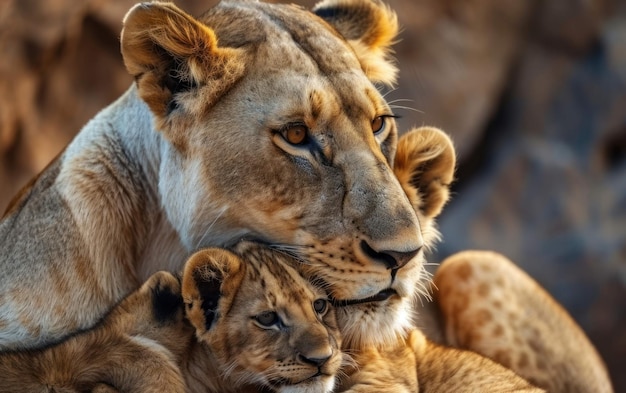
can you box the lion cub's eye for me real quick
[281,123,309,145]
[255,311,279,327]
[313,298,328,315]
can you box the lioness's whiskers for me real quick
[194,207,228,251]
[380,87,398,99]
[389,104,424,114]
[386,97,414,105]
[268,244,311,264]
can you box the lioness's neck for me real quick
[0,85,192,349]
[58,86,187,275]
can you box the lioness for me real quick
[0,0,421,350]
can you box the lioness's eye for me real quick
[281,124,308,145]
[313,298,328,314]
[371,116,385,134]
[255,311,279,327]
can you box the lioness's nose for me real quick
[298,352,331,367]
[360,240,421,269]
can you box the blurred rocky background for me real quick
[0,0,624,390]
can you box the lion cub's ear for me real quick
[181,248,244,337]
[394,127,456,221]
[313,0,398,86]
[120,2,247,141]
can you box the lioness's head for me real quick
[121,0,423,307]
[293,127,456,348]
[182,242,342,393]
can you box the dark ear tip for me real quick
[314,5,344,19]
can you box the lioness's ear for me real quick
[120,2,247,141]
[394,127,456,220]
[313,0,398,86]
[181,248,244,336]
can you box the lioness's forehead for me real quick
[200,1,361,75]
[199,1,389,127]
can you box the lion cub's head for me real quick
[182,242,343,393]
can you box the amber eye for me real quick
[281,124,308,145]
[255,311,279,327]
[371,116,386,135]
[313,299,328,315]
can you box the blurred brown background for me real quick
[1,0,624,390]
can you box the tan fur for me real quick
[0,242,342,393]
[0,272,190,393]
[336,329,542,393]
[434,251,614,392]
[335,127,608,392]
[0,0,422,350]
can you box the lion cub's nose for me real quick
[360,240,422,269]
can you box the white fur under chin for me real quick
[336,295,414,349]
[336,257,430,349]
[278,377,335,393]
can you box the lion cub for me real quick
[0,242,342,393]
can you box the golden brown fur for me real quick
[0,242,342,393]
[434,251,613,392]
[337,329,543,393]
[0,272,190,393]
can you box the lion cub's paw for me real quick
[139,271,184,324]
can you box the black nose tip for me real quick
[298,353,331,367]
[360,240,421,269]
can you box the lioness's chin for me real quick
[336,295,414,348]
[276,375,335,393]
